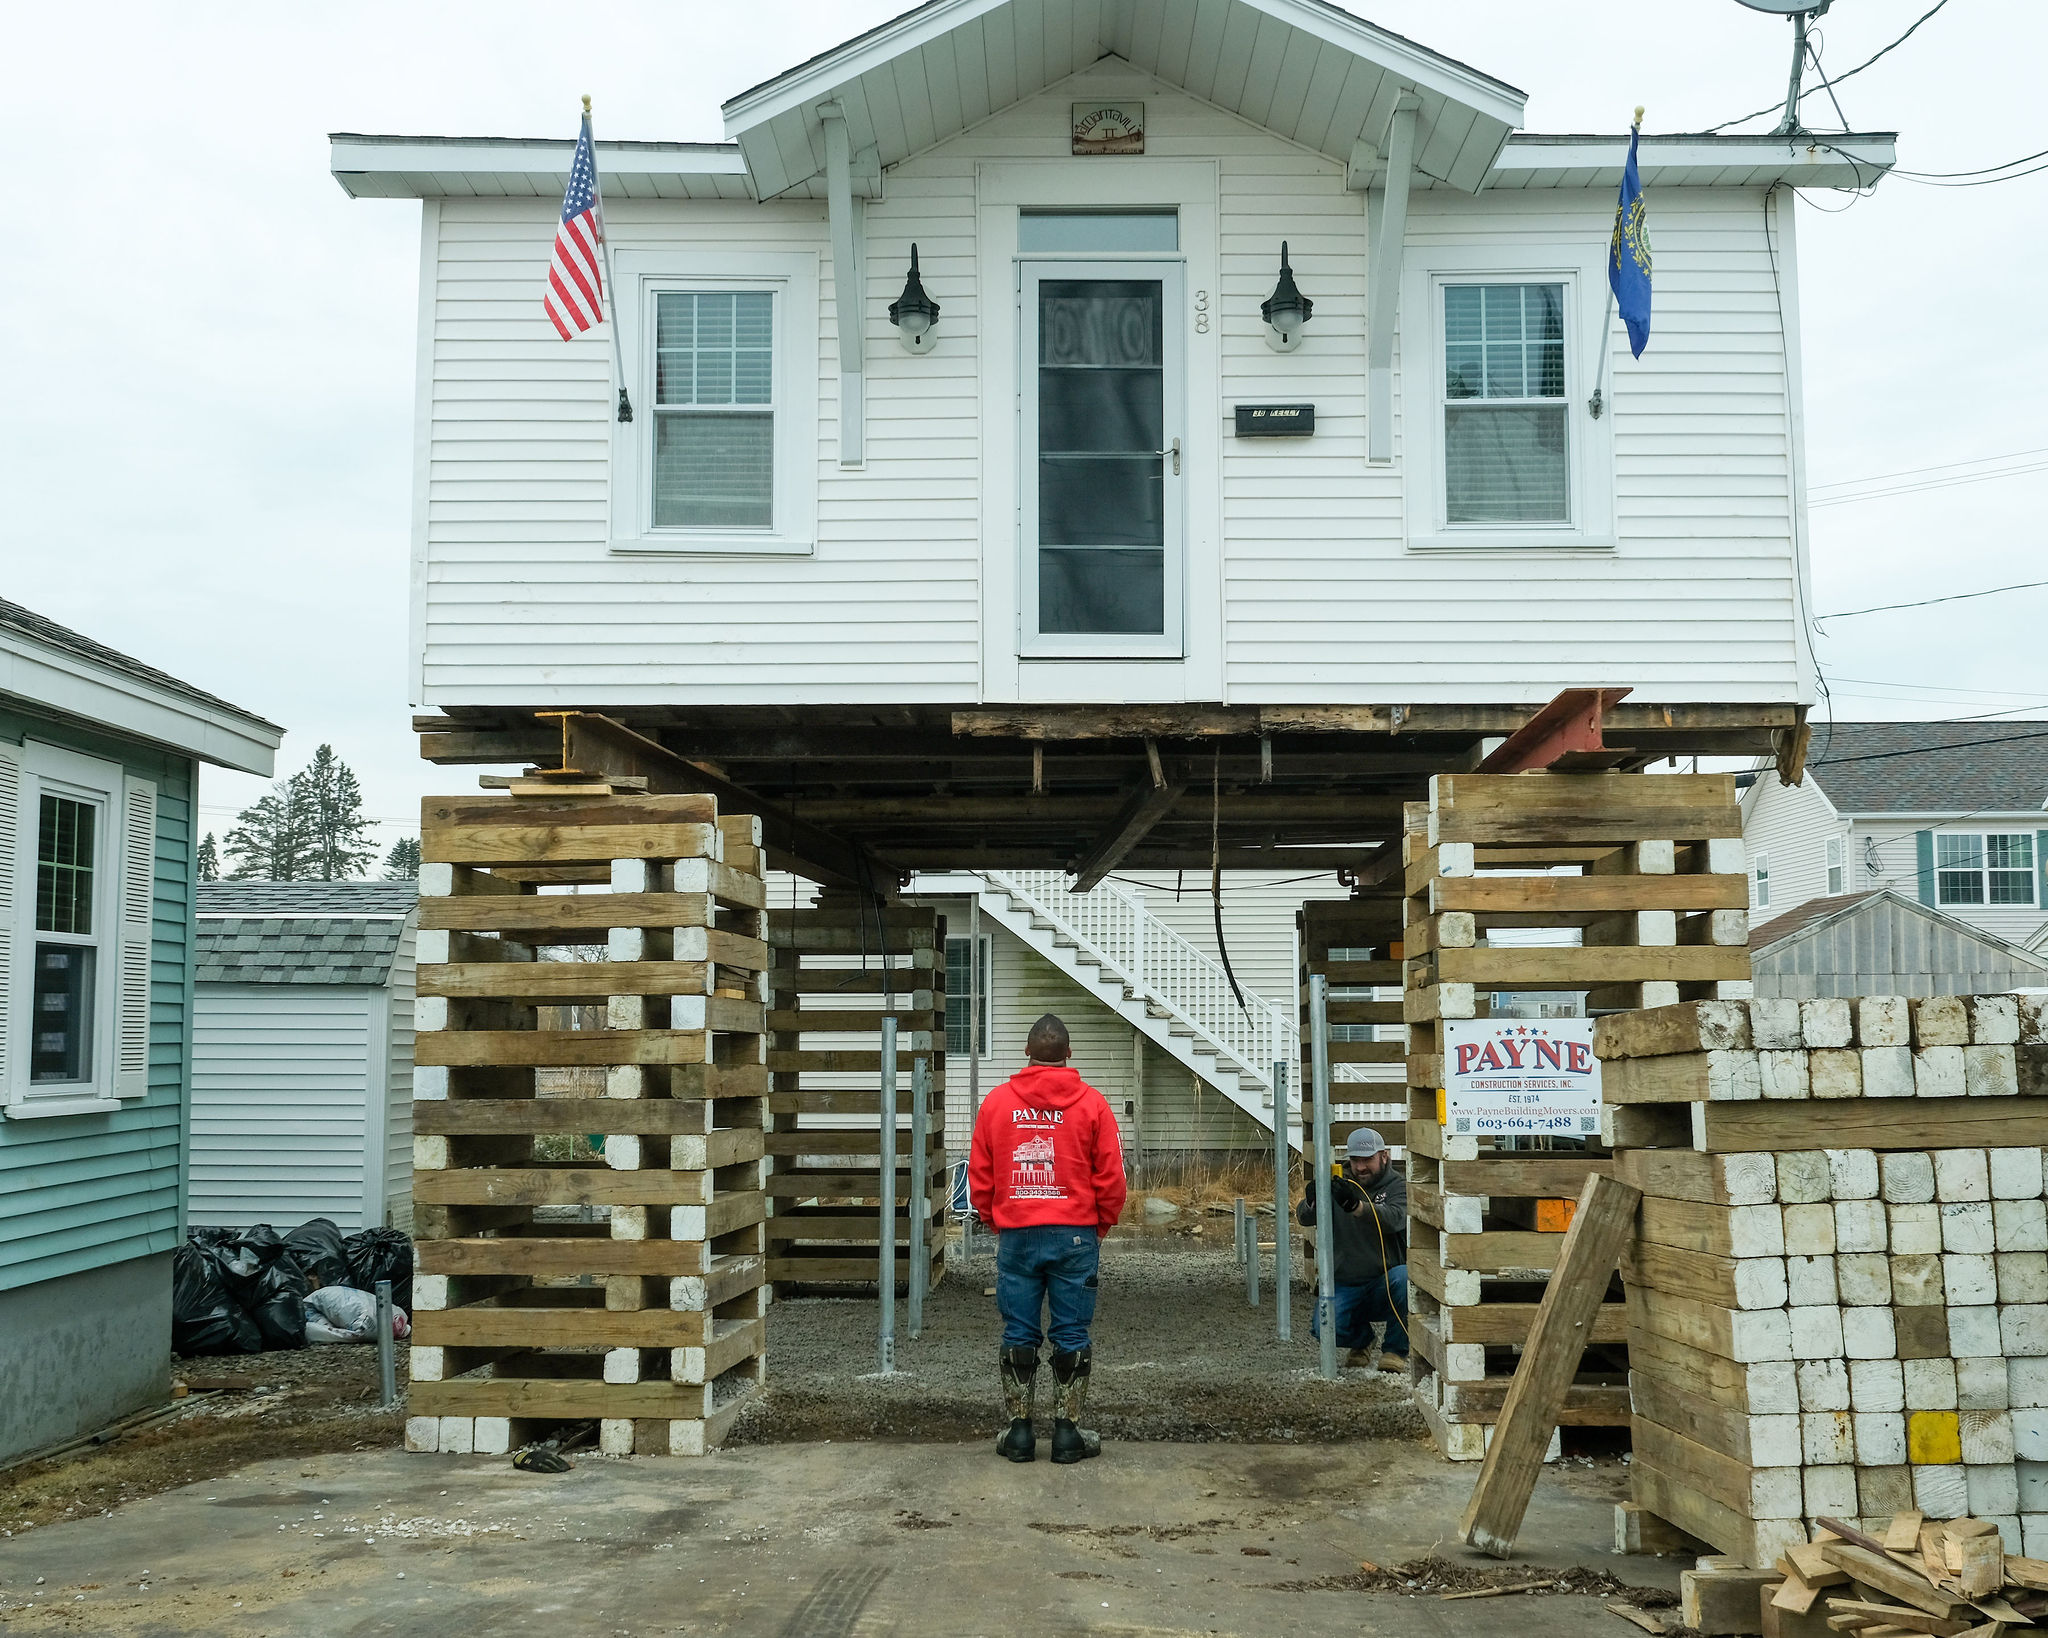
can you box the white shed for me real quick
[190,882,418,1232]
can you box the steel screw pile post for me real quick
[1273,1056,1292,1341]
[375,1280,397,1407]
[908,1053,929,1338]
[878,1014,898,1373]
[1309,974,1338,1380]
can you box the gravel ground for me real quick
[730,1240,1424,1446]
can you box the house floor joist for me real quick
[414,702,1798,882]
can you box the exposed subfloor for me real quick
[0,1439,1678,1637]
[731,1241,1424,1446]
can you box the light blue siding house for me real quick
[0,599,279,1465]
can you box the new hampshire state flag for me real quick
[1609,122,1652,357]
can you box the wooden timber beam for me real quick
[533,712,895,898]
[1070,740,1183,891]
[1774,718,1813,786]
[1475,687,1635,773]
[951,702,1798,742]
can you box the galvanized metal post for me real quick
[1246,1196,1260,1308]
[1309,974,1338,1380]
[967,897,981,1261]
[878,1014,898,1373]
[1273,1055,1293,1341]
[1233,1197,1247,1265]
[908,1052,929,1338]
[375,1280,397,1407]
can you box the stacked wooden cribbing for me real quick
[1757,1510,2048,1638]
[1608,994,2048,1568]
[766,900,947,1294]
[404,793,771,1459]
[1404,772,1751,1460]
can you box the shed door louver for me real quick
[0,742,19,1097]
[116,776,156,1097]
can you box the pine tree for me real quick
[300,744,378,881]
[384,837,421,880]
[196,832,220,882]
[224,777,318,880]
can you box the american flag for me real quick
[545,114,607,338]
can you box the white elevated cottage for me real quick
[331,0,1894,718]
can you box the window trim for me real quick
[1935,830,2038,909]
[607,250,819,556]
[6,741,126,1117]
[1439,281,1571,528]
[1401,243,1616,553]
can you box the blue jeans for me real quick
[1310,1264,1409,1352]
[996,1225,1100,1353]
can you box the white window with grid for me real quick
[2,740,155,1117]
[945,935,990,1058]
[608,251,818,554]
[1403,245,1614,552]
[1826,835,1845,897]
[1753,852,1771,911]
[1936,833,2037,907]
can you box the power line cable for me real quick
[1809,446,2048,493]
[1893,146,2048,180]
[1705,0,1951,133]
[1809,461,2048,507]
[1814,579,2048,623]
[1806,725,2048,768]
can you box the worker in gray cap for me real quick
[1296,1127,1408,1370]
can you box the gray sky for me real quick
[5,1,2043,857]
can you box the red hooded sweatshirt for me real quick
[969,1062,1128,1233]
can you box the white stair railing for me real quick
[985,869,1299,1098]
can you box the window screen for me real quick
[653,291,774,529]
[1443,283,1568,524]
[1940,833,2037,906]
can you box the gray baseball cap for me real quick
[1345,1128,1387,1160]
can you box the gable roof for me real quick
[199,881,418,918]
[1748,887,2048,991]
[195,917,411,986]
[1800,722,2048,816]
[0,598,281,774]
[721,0,1524,197]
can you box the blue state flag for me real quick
[1609,124,1652,358]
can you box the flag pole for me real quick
[1589,105,1644,421]
[586,94,633,423]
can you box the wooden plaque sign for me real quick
[1071,103,1144,155]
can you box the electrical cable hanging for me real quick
[1816,579,2048,623]
[1210,747,1248,1014]
[1704,0,1951,132]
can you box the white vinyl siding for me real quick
[189,986,381,1230]
[381,922,417,1232]
[414,76,1805,710]
[1739,769,1844,924]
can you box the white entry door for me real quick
[1020,260,1185,657]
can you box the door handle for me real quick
[1162,437,1181,476]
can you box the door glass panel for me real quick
[1036,279,1165,636]
[1039,549,1165,635]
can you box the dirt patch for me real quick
[730,1241,1423,1446]
[1,1346,405,1535]
[1264,1556,1676,1601]
[893,1510,953,1530]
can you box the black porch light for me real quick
[1260,240,1313,352]
[888,243,941,353]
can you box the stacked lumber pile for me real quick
[1606,994,2048,1567]
[404,793,771,1458]
[1760,1512,2048,1638]
[1404,772,1750,1459]
[766,900,947,1294]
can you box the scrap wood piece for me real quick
[1827,1599,1975,1637]
[1819,1520,1905,1556]
[1607,1601,1672,1634]
[1946,1532,2004,1599]
[1444,1581,1557,1601]
[1969,1594,2029,1626]
[1776,1574,1828,1615]
[1786,1544,1853,1589]
[2006,1558,2048,1593]
[1820,1545,1962,1620]
[1457,1171,1642,1559]
[1886,1516,1928,1553]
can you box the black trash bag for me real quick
[343,1227,413,1313]
[247,1256,309,1351]
[215,1224,286,1299]
[282,1217,349,1289]
[187,1225,240,1250]
[171,1241,261,1356]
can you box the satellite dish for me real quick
[1731,0,1833,135]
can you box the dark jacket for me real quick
[1298,1161,1406,1288]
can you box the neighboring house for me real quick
[336,0,1894,1147]
[0,599,279,1466]
[1741,722,2048,950]
[190,882,419,1233]
[1748,888,2048,1000]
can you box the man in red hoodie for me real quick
[968,1013,1127,1464]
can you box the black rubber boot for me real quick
[996,1346,1038,1462]
[1049,1346,1099,1464]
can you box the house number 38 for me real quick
[1193,290,1210,333]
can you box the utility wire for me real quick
[1814,579,2048,623]
[1893,146,2048,180]
[1809,460,2048,507]
[1809,446,2048,493]
[1705,0,1951,133]
[1806,725,2048,768]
